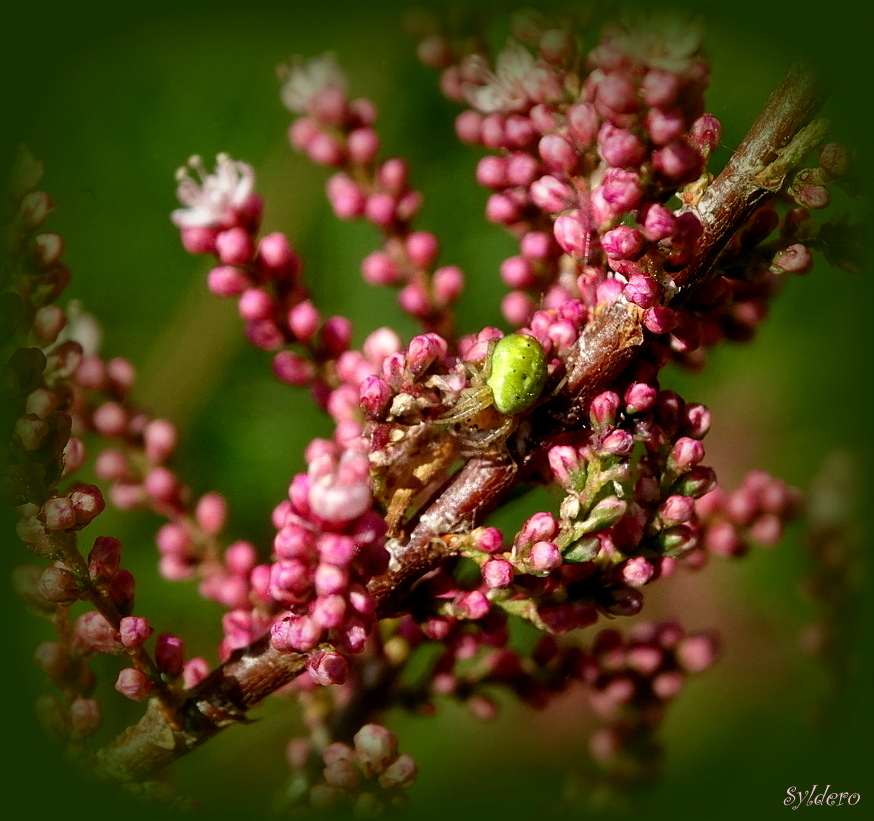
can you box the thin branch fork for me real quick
[94,62,826,783]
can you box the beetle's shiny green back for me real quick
[486,333,548,415]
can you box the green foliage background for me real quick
[2,1,871,819]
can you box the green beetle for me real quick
[440,332,549,446]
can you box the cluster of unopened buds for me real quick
[4,6,858,815]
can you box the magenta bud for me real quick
[770,243,813,275]
[88,536,122,582]
[353,724,398,778]
[624,382,658,414]
[669,437,705,470]
[788,183,830,209]
[553,213,592,257]
[182,657,210,689]
[818,142,850,177]
[69,698,101,739]
[675,465,717,498]
[37,566,81,604]
[641,202,677,242]
[567,102,598,147]
[482,558,514,588]
[620,557,655,587]
[538,133,578,172]
[689,114,721,157]
[476,527,503,554]
[659,495,696,525]
[156,633,185,676]
[41,496,76,531]
[643,306,678,335]
[529,541,562,573]
[602,225,644,260]
[652,140,703,183]
[69,484,106,527]
[455,589,490,620]
[548,445,581,485]
[675,632,719,672]
[307,650,349,686]
[598,429,634,456]
[598,124,646,167]
[378,753,417,790]
[359,375,392,419]
[195,492,227,535]
[119,616,153,648]
[682,403,711,439]
[653,670,685,700]
[518,511,559,544]
[589,390,620,428]
[75,611,122,654]
[624,273,659,308]
[272,351,314,386]
[34,641,69,679]
[115,667,155,701]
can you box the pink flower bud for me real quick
[69,698,101,739]
[353,724,398,778]
[307,650,349,686]
[119,616,153,648]
[659,495,696,525]
[530,175,574,212]
[643,306,678,334]
[215,226,254,265]
[88,536,121,582]
[598,124,646,167]
[156,633,185,676]
[529,541,562,572]
[602,226,644,260]
[195,492,227,535]
[690,114,721,157]
[676,632,719,672]
[770,243,813,275]
[482,558,514,588]
[272,351,314,386]
[589,390,620,428]
[476,527,503,554]
[379,753,418,789]
[624,381,658,413]
[75,611,122,654]
[455,589,490,620]
[115,667,154,701]
[538,133,578,172]
[37,566,81,604]
[669,437,705,470]
[143,419,177,464]
[41,496,76,531]
[519,511,559,544]
[567,102,598,147]
[34,641,70,682]
[621,557,655,587]
[182,657,210,689]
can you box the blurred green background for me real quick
[2,0,871,819]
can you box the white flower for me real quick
[278,53,347,114]
[612,12,702,72]
[462,39,538,114]
[170,153,255,230]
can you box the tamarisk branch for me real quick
[93,60,827,785]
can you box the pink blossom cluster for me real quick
[289,723,417,814]
[4,6,856,816]
[278,54,464,337]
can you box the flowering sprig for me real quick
[5,7,860,816]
